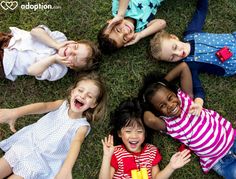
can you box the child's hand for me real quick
[124,32,143,46]
[107,15,124,29]
[56,41,76,50]
[189,103,202,116]
[54,54,73,67]
[0,109,18,133]
[169,149,191,169]
[102,135,114,158]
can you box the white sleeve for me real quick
[35,63,68,81]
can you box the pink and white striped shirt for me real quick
[110,144,162,179]
[161,90,235,173]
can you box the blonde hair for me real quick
[150,30,171,60]
[67,72,107,122]
[74,40,101,71]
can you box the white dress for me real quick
[0,101,91,179]
[3,25,68,81]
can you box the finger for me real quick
[9,123,16,133]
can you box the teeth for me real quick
[129,141,138,144]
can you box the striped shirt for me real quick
[162,90,235,173]
[111,144,162,179]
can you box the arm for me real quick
[31,27,61,50]
[30,27,75,50]
[27,54,68,77]
[184,0,209,36]
[55,126,89,179]
[0,100,63,132]
[144,111,166,131]
[107,0,130,29]
[164,62,193,98]
[153,150,191,179]
[99,135,115,179]
[125,19,166,46]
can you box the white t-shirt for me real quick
[3,25,68,81]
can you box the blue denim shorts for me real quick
[212,138,236,179]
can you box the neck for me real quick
[68,109,83,119]
[185,42,191,56]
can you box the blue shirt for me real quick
[182,0,236,100]
[112,0,163,32]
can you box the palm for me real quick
[102,135,114,157]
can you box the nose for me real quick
[80,92,86,99]
[167,101,174,109]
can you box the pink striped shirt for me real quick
[162,90,235,173]
[111,144,162,179]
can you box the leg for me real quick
[0,157,12,178]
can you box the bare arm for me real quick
[27,55,57,76]
[99,135,115,179]
[144,111,166,131]
[154,150,191,179]
[117,0,130,17]
[31,27,60,50]
[107,0,130,29]
[0,100,63,132]
[55,126,89,179]
[164,62,193,98]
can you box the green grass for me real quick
[0,0,236,178]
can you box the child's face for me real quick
[58,43,90,69]
[151,87,181,117]
[69,79,99,118]
[105,19,135,47]
[159,36,190,62]
[118,122,145,153]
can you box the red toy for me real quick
[215,47,233,62]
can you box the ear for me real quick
[118,131,122,138]
[170,34,179,40]
[90,102,97,109]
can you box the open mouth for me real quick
[125,24,133,33]
[64,47,68,56]
[74,99,84,109]
[129,141,139,148]
[170,105,180,116]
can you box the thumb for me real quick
[9,122,16,133]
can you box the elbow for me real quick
[30,27,43,37]
[156,19,166,30]
[27,67,40,76]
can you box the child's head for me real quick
[150,30,190,62]
[58,40,100,71]
[67,72,107,121]
[111,98,152,152]
[97,19,135,54]
[140,73,181,117]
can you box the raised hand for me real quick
[169,149,191,169]
[102,135,114,158]
[107,15,124,30]
[189,102,202,116]
[0,108,18,133]
[124,32,143,46]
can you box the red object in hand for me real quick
[215,47,233,62]
[178,144,188,152]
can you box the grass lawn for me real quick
[0,0,236,178]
